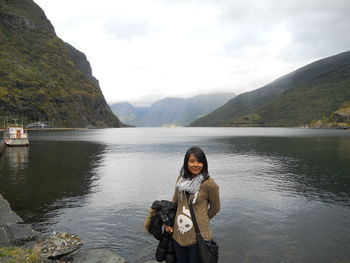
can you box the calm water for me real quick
[0,128,350,263]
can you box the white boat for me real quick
[3,125,29,147]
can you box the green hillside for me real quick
[190,51,350,127]
[0,0,122,128]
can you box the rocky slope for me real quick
[310,101,350,129]
[190,51,350,127]
[0,0,123,128]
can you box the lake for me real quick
[0,128,350,263]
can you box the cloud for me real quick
[104,17,155,40]
[33,0,350,105]
[218,0,350,60]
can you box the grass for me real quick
[0,247,41,263]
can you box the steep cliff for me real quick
[0,0,123,128]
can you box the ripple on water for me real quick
[1,128,350,262]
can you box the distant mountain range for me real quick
[3,0,348,129]
[110,93,235,127]
[0,0,122,128]
[190,51,350,127]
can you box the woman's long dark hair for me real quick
[180,146,209,180]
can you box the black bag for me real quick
[187,194,219,263]
[196,234,218,263]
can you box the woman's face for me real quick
[187,153,204,175]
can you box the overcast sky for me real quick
[33,0,350,106]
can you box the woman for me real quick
[166,146,220,263]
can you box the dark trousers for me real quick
[173,240,201,263]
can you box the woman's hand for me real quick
[165,225,174,233]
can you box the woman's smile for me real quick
[187,153,204,175]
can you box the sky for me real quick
[33,0,350,106]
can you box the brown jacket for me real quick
[171,176,220,247]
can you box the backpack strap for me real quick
[186,192,201,234]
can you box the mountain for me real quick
[190,51,350,127]
[110,93,235,127]
[0,0,123,128]
[109,102,149,125]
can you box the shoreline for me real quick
[0,128,86,131]
[0,125,349,131]
[0,193,156,263]
[0,126,349,131]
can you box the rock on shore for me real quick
[0,194,137,262]
[0,194,40,246]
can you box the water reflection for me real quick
[2,147,29,172]
[0,141,106,225]
[209,136,350,207]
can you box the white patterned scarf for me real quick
[176,174,204,203]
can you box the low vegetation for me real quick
[0,247,41,263]
[310,101,350,128]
